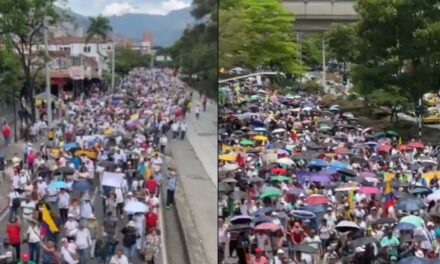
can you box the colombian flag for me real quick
[384,180,394,215]
[42,205,59,233]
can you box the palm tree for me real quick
[86,15,112,59]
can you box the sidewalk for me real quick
[167,137,217,264]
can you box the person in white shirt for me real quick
[64,214,78,240]
[8,187,21,222]
[159,135,167,153]
[58,188,70,223]
[151,155,163,186]
[180,121,187,140]
[171,122,179,139]
[60,238,79,264]
[36,177,48,198]
[20,194,36,234]
[26,219,41,262]
[75,223,91,263]
[109,249,129,264]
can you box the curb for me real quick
[165,155,211,264]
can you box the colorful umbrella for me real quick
[49,181,67,189]
[394,222,417,231]
[378,144,392,152]
[427,192,440,201]
[240,139,254,146]
[260,187,282,199]
[124,201,148,213]
[408,141,425,149]
[72,180,91,191]
[400,215,424,227]
[254,135,268,141]
[386,130,399,136]
[277,157,294,166]
[329,161,348,170]
[271,175,290,182]
[219,154,236,161]
[287,187,306,196]
[308,159,329,168]
[359,186,381,194]
[305,194,328,205]
[254,127,267,132]
[335,183,359,192]
[254,222,281,232]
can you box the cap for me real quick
[255,248,262,254]
[128,221,135,227]
[428,221,435,227]
[21,253,30,261]
[277,249,284,254]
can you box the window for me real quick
[83,46,91,53]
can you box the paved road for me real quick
[185,95,217,187]
[168,131,217,264]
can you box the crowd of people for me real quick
[218,77,440,264]
[0,68,190,264]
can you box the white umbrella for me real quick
[427,192,440,202]
[220,163,239,172]
[335,220,360,232]
[272,128,286,134]
[124,201,148,214]
[277,157,294,165]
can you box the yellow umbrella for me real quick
[254,135,268,141]
[219,154,236,161]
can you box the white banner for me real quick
[102,172,125,188]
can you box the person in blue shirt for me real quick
[166,171,177,209]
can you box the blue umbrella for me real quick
[252,207,274,216]
[366,141,378,147]
[329,161,348,170]
[287,187,306,196]
[303,204,327,213]
[72,180,91,191]
[308,159,329,168]
[409,186,432,195]
[253,216,273,224]
[394,222,416,231]
[49,181,67,189]
[396,199,426,212]
[64,142,79,150]
[290,210,316,219]
[231,215,252,225]
[398,256,432,264]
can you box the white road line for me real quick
[159,197,168,264]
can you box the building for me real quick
[132,32,153,54]
[47,36,113,75]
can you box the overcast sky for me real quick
[56,0,191,16]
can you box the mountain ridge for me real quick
[59,7,193,47]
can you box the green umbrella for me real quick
[319,125,332,132]
[260,187,282,199]
[250,95,260,101]
[374,131,387,138]
[400,215,424,227]
[271,175,291,182]
[240,139,254,146]
[386,130,399,136]
[285,93,295,99]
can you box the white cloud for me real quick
[146,0,191,15]
[102,2,139,16]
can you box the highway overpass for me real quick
[282,0,358,32]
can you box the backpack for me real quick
[123,228,137,247]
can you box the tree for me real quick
[0,0,61,121]
[219,0,302,75]
[86,15,112,59]
[113,47,151,75]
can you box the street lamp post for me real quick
[43,11,52,128]
[322,39,326,93]
[111,15,115,94]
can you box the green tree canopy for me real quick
[219,0,302,75]
[113,47,151,75]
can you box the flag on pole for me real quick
[42,204,58,233]
[348,190,354,210]
[384,180,394,215]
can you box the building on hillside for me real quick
[132,32,153,54]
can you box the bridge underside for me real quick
[294,17,358,32]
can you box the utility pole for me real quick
[322,39,327,93]
[111,15,116,94]
[418,97,422,138]
[43,11,52,128]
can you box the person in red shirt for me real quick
[145,208,158,233]
[290,222,308,247]
[6,216,21,260]
[2,121,11,146]
[145,178,158,196]
[251,248,268,264]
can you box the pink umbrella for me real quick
[305,194,329,205]
[359,186,381,194]
[378,144,392,152]
[360,172,376,178]
[334,147,350,155]
[254,222,282,232]
[408,141,425,149]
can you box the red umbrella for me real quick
[408,141,425,149]
[397,145,408,151]
[254,222,282,232]
[305,194,328,205]
[334,147,350,155]
[378,144,392,152]
[359,186,381,194]
[271,168,286,175]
